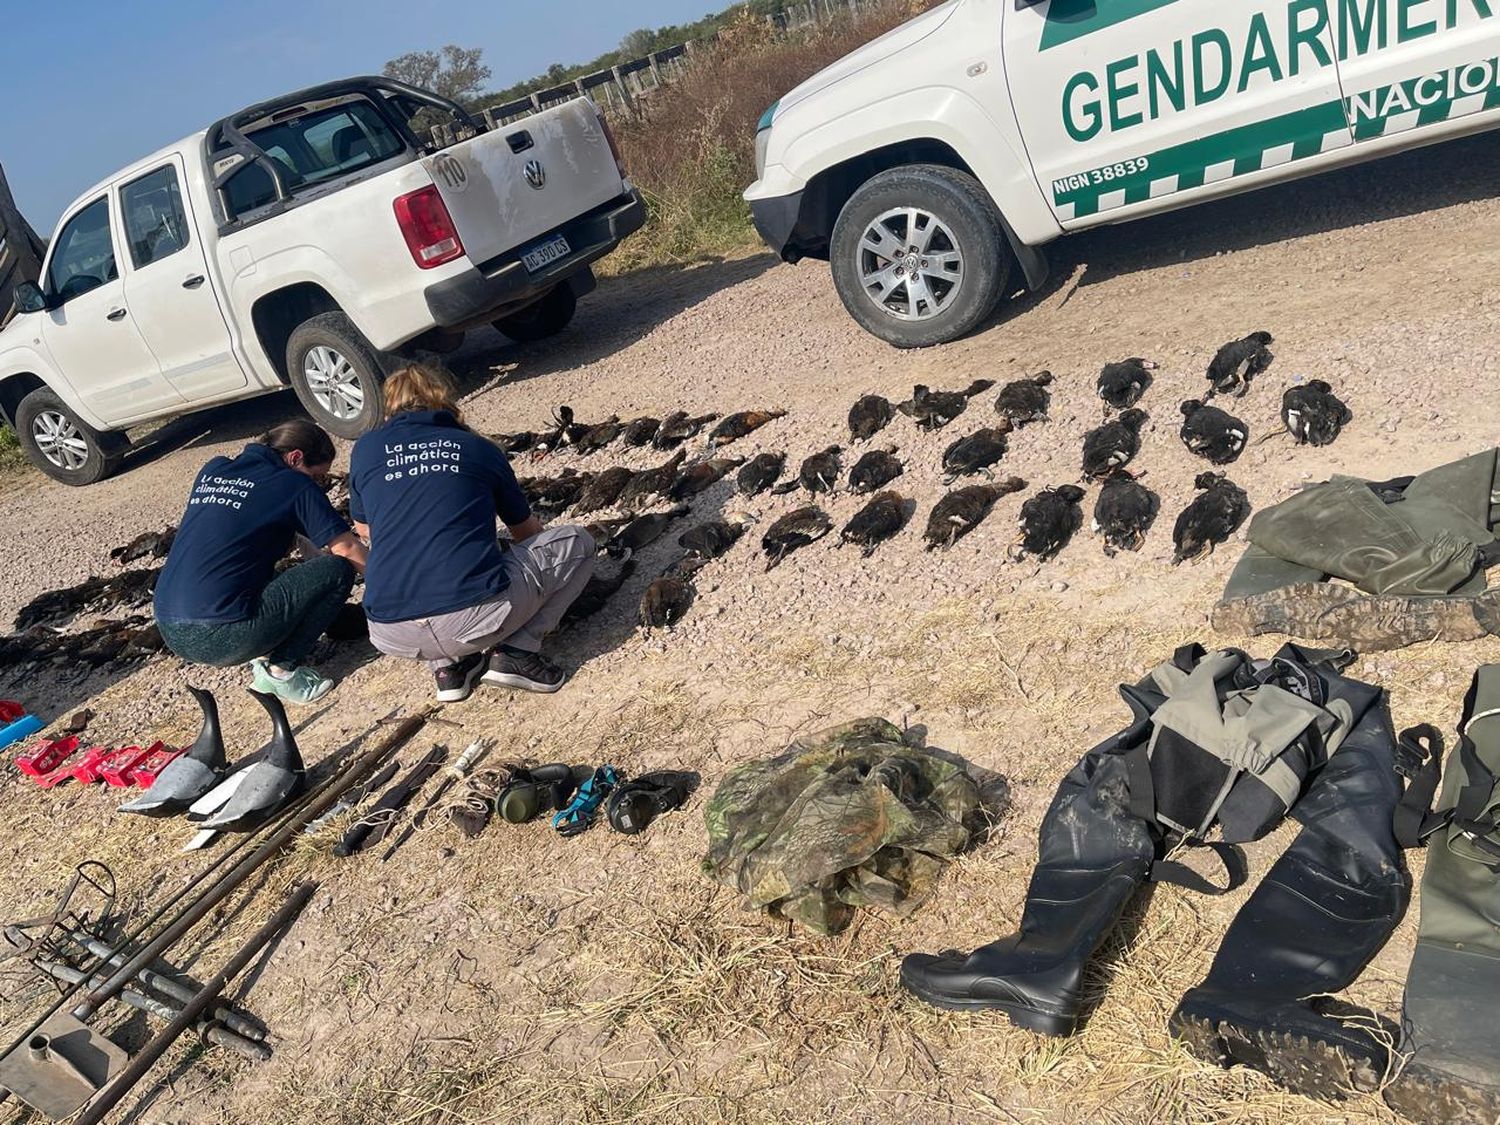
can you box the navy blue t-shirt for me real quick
[154,443,351,624]
[349,410,532,624]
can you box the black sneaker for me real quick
[434,652,487,703]
[483,648,567,693]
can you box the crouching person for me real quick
[154,420,368,704]
[350,366,596,703]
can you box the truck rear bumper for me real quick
[424,188,647,329]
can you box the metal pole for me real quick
[74,882,317,1125]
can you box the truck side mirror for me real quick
[12,281,47,314]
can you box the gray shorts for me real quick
[367,525,596,671]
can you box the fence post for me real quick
[611,65,635,114]
[648,53,664,88]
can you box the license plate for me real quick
[522,235,571,272]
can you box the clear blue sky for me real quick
[1,0,716,229]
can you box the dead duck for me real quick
[15,569,160,631]
[563,560,637,624]
[1179,400,1248,464]
[848,447,904,494]
[622,416,661,447]
[640,576,694,628]
[1097,358,1157,410]
[617,450,687,509]
[572,417,623,456]
[736,452,785,496]
[923,479,1028,550]
[840,492,909,557]
[994,371,1054,426]
[678,514,755,559]
[942,423,1013,483]
[573,466,636,514]
[110,527,176,566]
[709,410,786,447]
[1207,331,1274,397]
[603,505,692,559]
[1081,408,1148,479]
[1282,379,1351,446]
[670,457,746,501]
[763,507,833,570]
[653,411,719,449]
[520,470,592,517]
[118,686,226,817]
[1093,473,1158,556]
[775,446,842,495]
[848,394,896,442]
[192,691,306,833]
[1173,472,1251,564]
[1019,485,1087,560]
[491,431,540,455]
[897,379,995,431]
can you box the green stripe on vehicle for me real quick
[1039,0,1182,52]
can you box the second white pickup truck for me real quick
[1,76,644,484]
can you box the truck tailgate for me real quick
[423,99,625,268]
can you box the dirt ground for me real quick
[2,132,1499,1125]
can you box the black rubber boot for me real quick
[1172,663,1410,1100]
[900,738,1157,1036]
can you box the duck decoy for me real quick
[923,479,1027,550]
[1206,331,1273,397]
[1173,473,1251,564]
[848,394,895,442]
[1097,358,1157,410]
[1081,408,1148,479]
[1019,485,1087,560]
[994,372,1054,426]
[1179,400,1248,464]
[118,686,227,817]
[192,691,306,833]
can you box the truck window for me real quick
[46,197,117,304]
[121,165,190,269]
[245,101,403,185]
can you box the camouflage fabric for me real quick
[1213,581,1500,652]
[702,717,981,936]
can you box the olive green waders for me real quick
[1386,666,1500,1124]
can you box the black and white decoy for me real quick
[119,686,227,817]
[191,691,306,833]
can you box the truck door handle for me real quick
[106,307,128,322]
[182,275,205,289]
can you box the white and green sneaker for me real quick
[250,658,334,705]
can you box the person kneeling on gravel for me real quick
[349,365,596,703]
[154,419,368,705]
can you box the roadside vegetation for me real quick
[0,425,23,475]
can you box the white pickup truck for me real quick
[1,76,644,484]
[748,0,1500,347]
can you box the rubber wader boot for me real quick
[1385,667,1500,1125]
[1172,670,1411,1100]
[900,735,1157,1036]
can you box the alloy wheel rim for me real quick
[303,346,365,420]
[32,410,89,471]
[857,207,964,322]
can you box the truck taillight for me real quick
[595,107,627,178]
[394,185,465,269]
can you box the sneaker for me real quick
[483,648,567,693]
[251,658,334,705]
[434,652,488,704]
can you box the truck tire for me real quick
[830,164,1011,349]
[14,386,126,486]
[286,312,386,440]
[493,284,577,343]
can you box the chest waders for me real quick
[1385,667,1500,1125]
[901,645,1420,1103]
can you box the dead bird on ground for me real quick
[840,492,909,557]
[1019,485,1087,560]
[923,479,1028,551]
[573,466,636,514]
[1097,358,1157,411]
[994,371,1054,426]
[653,411,719,449]
[1081,408,1148,479]
[1093,473,1159,556]
[1179,400,1248,464]
[0,616,164,673]
[600,505,692,559]
[1206,331,1274,398]
[762,507,833,570]
[640,576,694,629]
[617,450,687,509]
[942,423,1014,483]
[848,394,895,442]
[709,410,786,447]
[15,569,161,632]
[572,417,623,456]
[622,416,661,447]
[848,447,904,494]
[519,470,592,517]
[670,457,746,501]
[897,380,995,431]
[774,446,842,495]
[563,560,637,624]
[110,527,176,566]
[491,431,540,455]
[679,514,755,559]
[1173,473,1251,564]
[1281,379,1351,446]
[736,452,785,497]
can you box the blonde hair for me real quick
[383,364,464,423]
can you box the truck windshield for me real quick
[244,100,403,188]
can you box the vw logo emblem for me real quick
[524,159,546,190]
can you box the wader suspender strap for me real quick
[1451,737,1500,869]
[1121,740,1248,896]
[1393,724,1450,849]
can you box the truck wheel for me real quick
[493,284,577,343]
[830,164,1010,349]
[14,387,126,486]
[286,312,385,440]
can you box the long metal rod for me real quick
[74,710,430,1021]
[74,881,317,1125]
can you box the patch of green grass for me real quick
[0,425,26,475]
